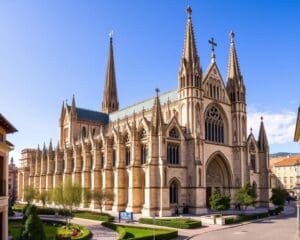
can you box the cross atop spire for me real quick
[208,37,217,62]
[102,33,119,113]
[187,5,192,19]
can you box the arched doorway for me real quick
[206,153,232,207]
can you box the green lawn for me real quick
[139,217,202,229]
[9,220,59,239]
[102,222,178,240]
[9,220,91,240]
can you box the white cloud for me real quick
[247,110,297,145]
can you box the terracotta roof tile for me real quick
[274,155,300,167]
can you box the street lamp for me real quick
[293,183,300,238]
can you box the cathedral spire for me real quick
[71,94,77,117]
[258,117,269,151]
[102,32,119,113]
[226,31,245,102]
[151,88,164,134]
[179,6,202,89]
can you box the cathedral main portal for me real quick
[205,154,232,207]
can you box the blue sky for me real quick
[1,0,299,164]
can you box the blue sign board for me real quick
[119,211,133,222]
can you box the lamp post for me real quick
[294,183,300,238]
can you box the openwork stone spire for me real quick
[102,33,119,113]
[179,6,202,89]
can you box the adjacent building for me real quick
[271,155,300,195]
[0,114,17,240]
[18,6,270,217]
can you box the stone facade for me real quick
[18,6,270,217]
[8,158,18,204]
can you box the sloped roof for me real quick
[0,114,17,133]
[109,89,178,122]
[274,155,300,167]
[76,108,109,124]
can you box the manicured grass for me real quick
[139,217,202,229]
[9,219,91,240]
[102,222,178,240]
[73,211,114,222]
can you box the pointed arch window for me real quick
[82,127,87,138]
[169,127,179,139]
[169,180,179,204]
[125,147,131,166]
[140,144,147,165]
[101,152,105,168]
[167,143,180,164]
[112,149,116,167]
[71,158,74,172]
[205,106,225,143]
[80,156,84,171]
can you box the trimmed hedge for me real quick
[139,217,202,229]
[225,212,269,224]
[102,222,178,240]
[268,206,284,216]
[73,211,114,222]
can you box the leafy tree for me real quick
[38,191,48,207]
[270,188,286,207]
[209,190,230,214]
[52,177,82,226]
[92,188,115,214]
[234,183,257,210]
[24,186,36,204]
[83,188,92,207]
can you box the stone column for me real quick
[54,149,63,188]
[82,142,92,208]
[112,138,127,212]
[91,141,102,209]
[73,144,82,186]
[126,133,143,213]
[64,147,73,181]
[103,137,114,210]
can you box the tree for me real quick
[24,186,36,204]
[209,190,230,214]
[92,188,115,214]
[234,183,257,210]
[83,188,92,207]
[270,188,286,207]
[38,191,48,207]
[20,204,46,240]
[52,177,82,226]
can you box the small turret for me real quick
[151,88,164,134]
[258,117,269,151]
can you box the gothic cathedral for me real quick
[18,7,270,217]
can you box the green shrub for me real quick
[73,211,114,222]
[139,218,202,229]
[21,213,46,240]
[270,188,286,207]
[225,212,269,224]
[209,190,231,212]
